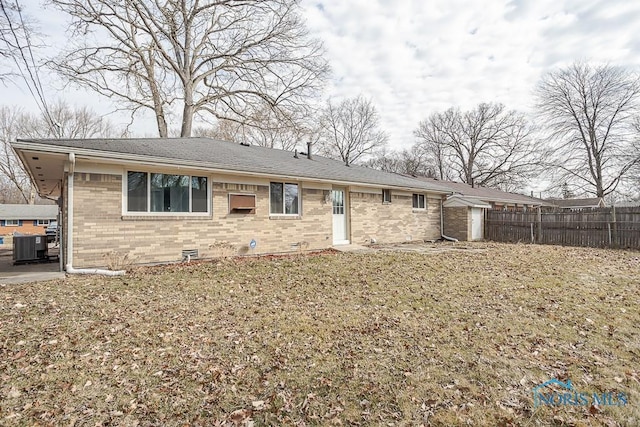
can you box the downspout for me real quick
[440,198,458,242]
[65,152,125,276]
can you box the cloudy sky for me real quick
[299,0,640,148]
[4,0,640,152]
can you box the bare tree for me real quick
[0,106,34,202]
[22,101,116,139]
[414,103,540,190]
[0,0,22,76]
[536,62,640,198]
[196,106,316,152]
[318,96,388,166]
[49,0,328,138]
[0,102,116,203]
[414,111,454,181]
[364,146,434,177]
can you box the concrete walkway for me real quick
[0,245,65,285]
[0,271,66,285]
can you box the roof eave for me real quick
[12,141,451,195]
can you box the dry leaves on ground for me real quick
[1,243,639,426]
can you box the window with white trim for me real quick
[382,189,391,203]
[37,219,50,225]
[270,182,299,215]
[126,171,209,213]
[5,219,19,226]
[412,194,426,209]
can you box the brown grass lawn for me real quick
[1,243,639,426]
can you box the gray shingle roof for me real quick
[0,204,58,220]
[412,177,549,205]
[16,137,452,193]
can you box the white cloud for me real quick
[4,0,640,148]
[301,0,640,149]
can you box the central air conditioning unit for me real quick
[13,235,49,264]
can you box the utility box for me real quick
[13,235,49,264]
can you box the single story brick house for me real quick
[11,137,452,269]
[414,178,550,241]
[0,204,58,237]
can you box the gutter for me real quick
[64,152,125,276]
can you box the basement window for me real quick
[229,194,256,214]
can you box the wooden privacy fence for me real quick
[485,207,640,249]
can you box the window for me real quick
[127,172,147,212]
[126,171,208,213]
[37,219,50,226]
[412,194,426,209]
[382,189,391,203]
[270,182,299,215]
[5,219,19,226]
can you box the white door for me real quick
[471,208,484,240]
[332,189,349,245]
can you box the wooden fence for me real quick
[485,207,640,249]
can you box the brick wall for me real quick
[349,192,441,244]
[443,206,469,241]
[69,172,444,268]
[70,173,334,267]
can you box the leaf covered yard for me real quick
[1,243,639,426]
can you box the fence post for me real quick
[530,223,534,243]
[536,207,542,243]
[611,206,617,247]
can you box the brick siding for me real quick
[69,172,442,268]
[0,222,49,236]
[443,206,469,241]
[350,192,441,244]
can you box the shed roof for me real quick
[0,204,58,220]
[442,195,492,209]
[12,138,452,196]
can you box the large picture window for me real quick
[127,171,208,213]
[270,182,299,215]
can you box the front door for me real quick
[332,189,349,245]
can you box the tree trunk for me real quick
[181,103,194,137]
[155,110,168,138]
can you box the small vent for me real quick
[182,249,198,262]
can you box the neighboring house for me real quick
[0,204,58,236]
[414,178,550,241]
[546,197,606,209]
[11,137,452,269]
[612,200,640,208]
